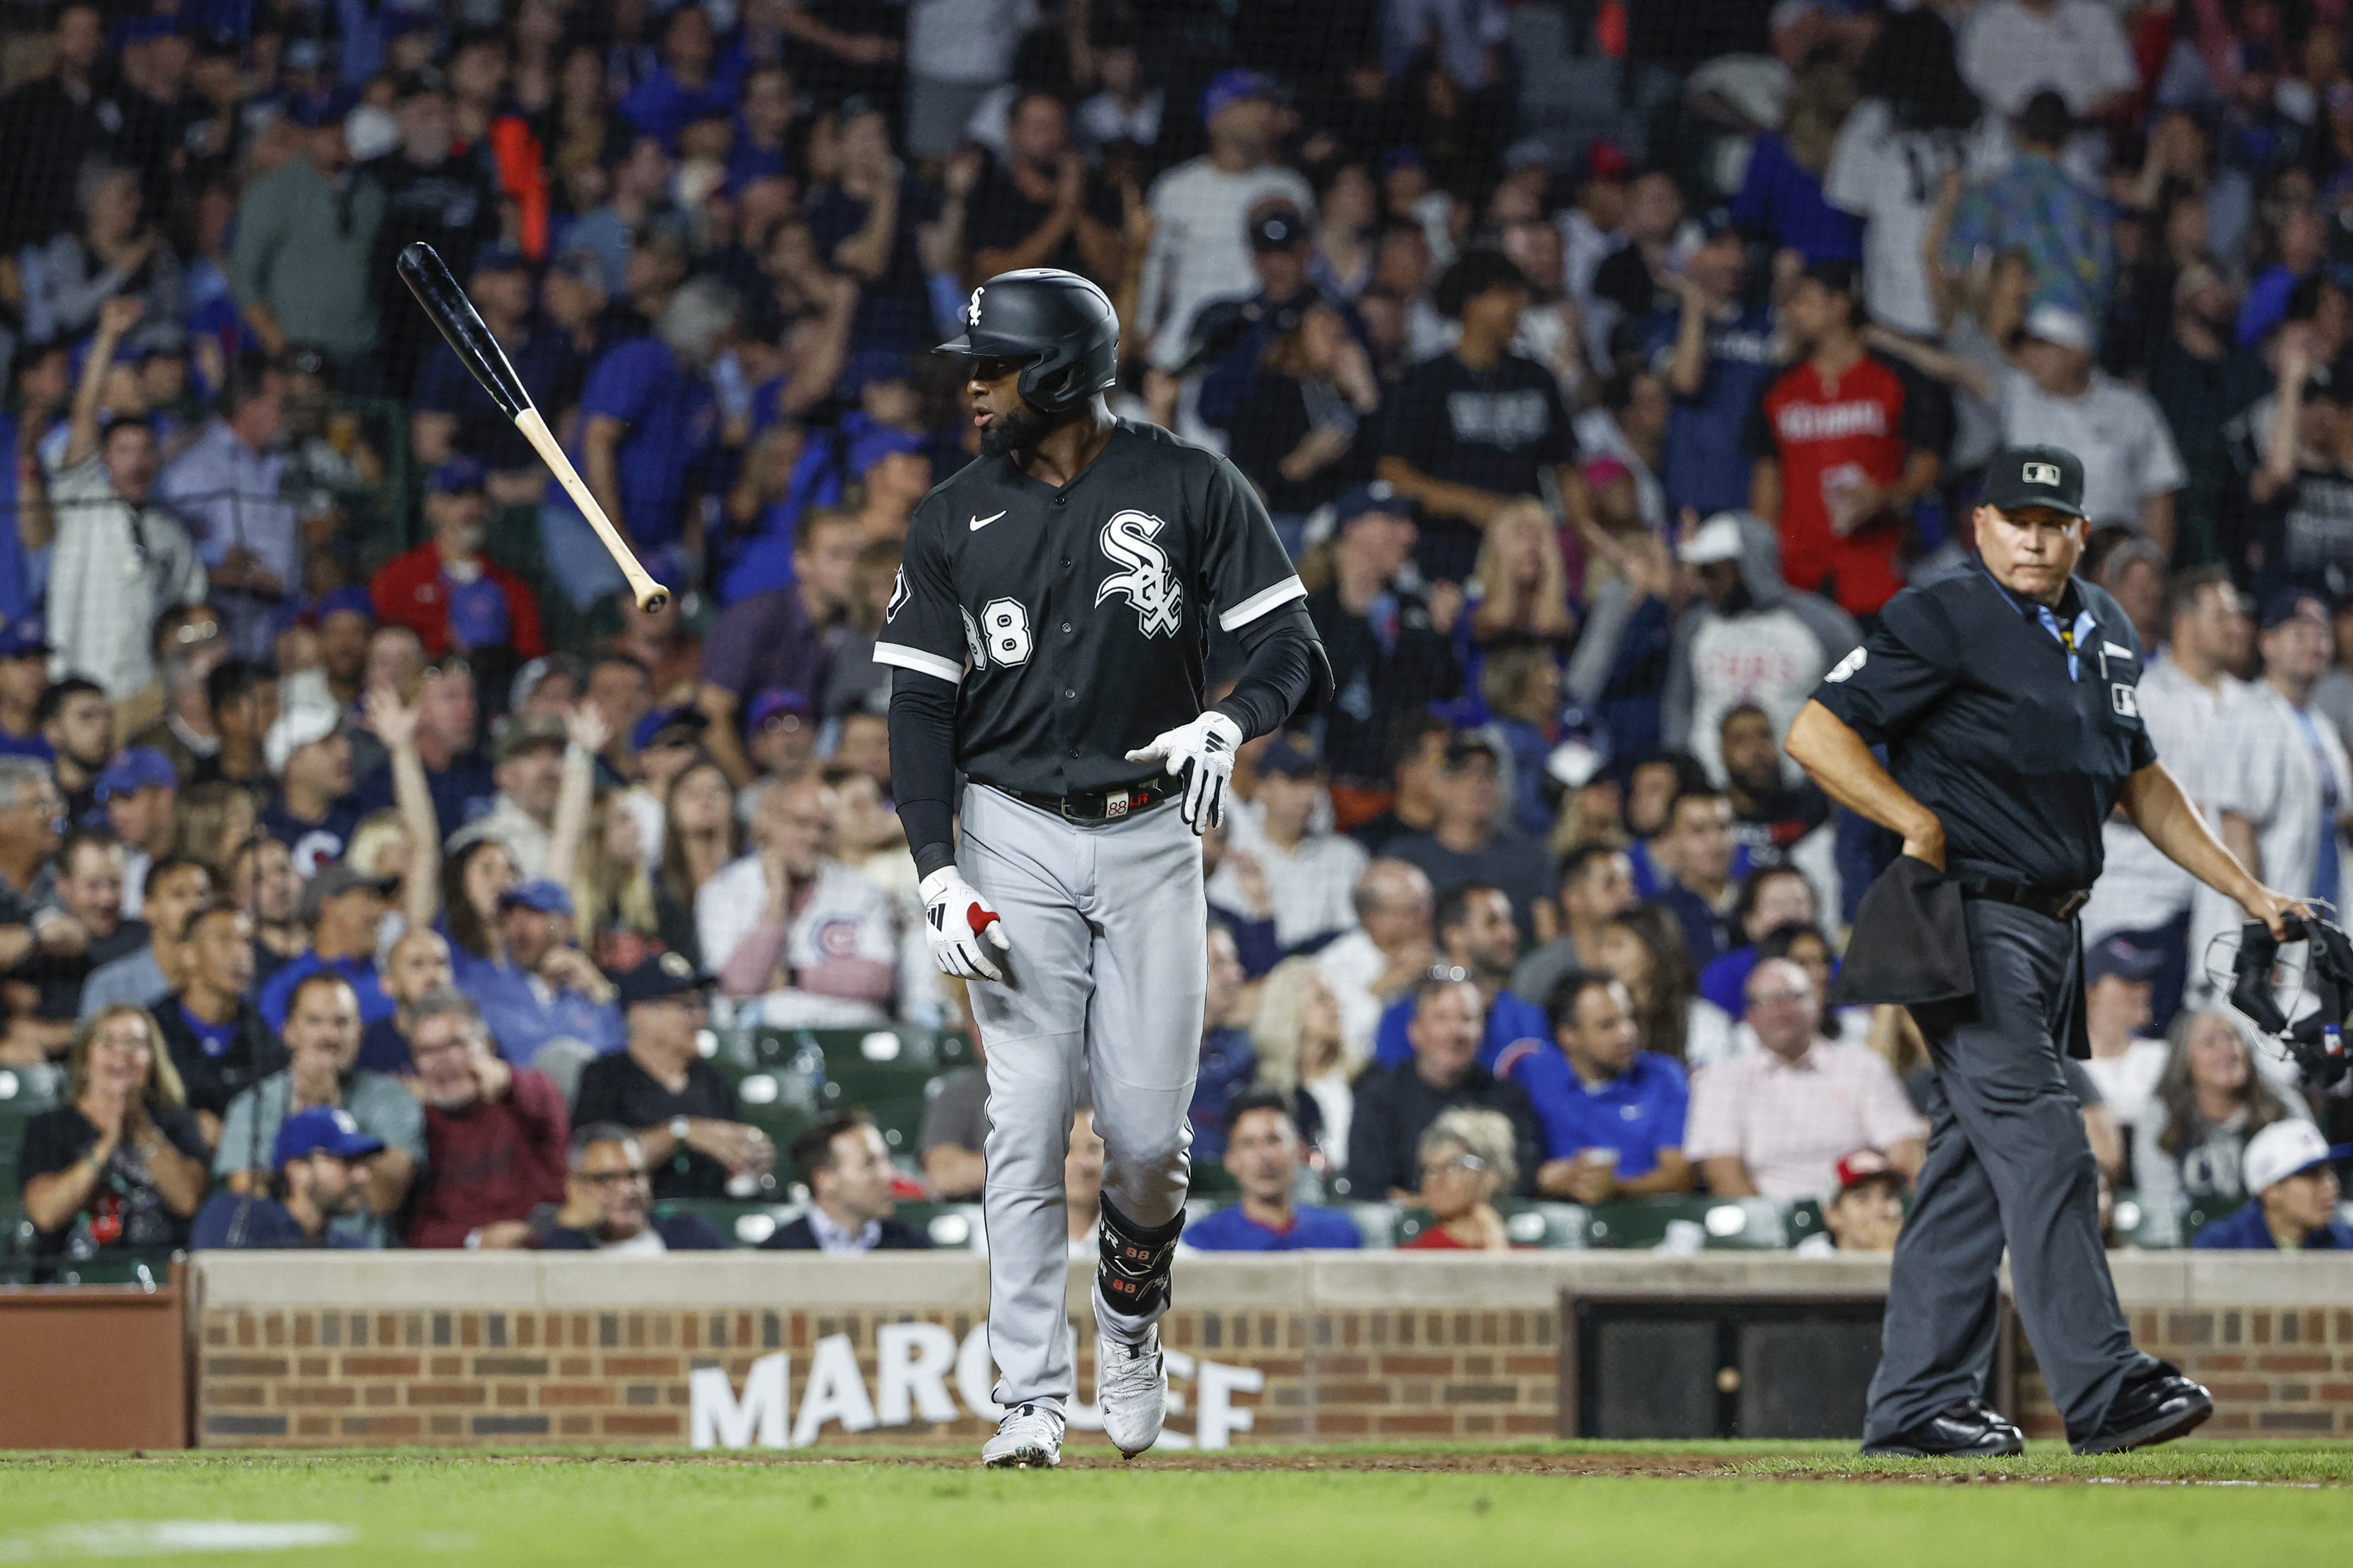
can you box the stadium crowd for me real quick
[9,0,2353,1277]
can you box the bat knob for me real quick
[635,586,672,614]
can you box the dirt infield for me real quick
[40,1442,2353,1486]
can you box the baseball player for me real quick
[878,268,1329,1467]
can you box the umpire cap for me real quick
[936,268,1121,416]
[1981,445,2088,519]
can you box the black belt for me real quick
[997,780,1178,825]
[1965,878,2090,923]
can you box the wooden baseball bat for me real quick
[395,242,671,613]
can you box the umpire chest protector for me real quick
[1816,565,2154,893]
[875,421,1306,797]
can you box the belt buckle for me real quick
[2053,889,2089,922]
[1105,790,1131,820]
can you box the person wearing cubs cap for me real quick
[2190,1120,2353,1251]
[1792,1149,1911,1256]
[1787,441,2308,1458]
[189,1105,386,1250]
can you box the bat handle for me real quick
[512,406,673,613]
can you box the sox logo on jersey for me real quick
[1096,510,1183,638]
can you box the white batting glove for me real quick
[921,867,1011,982]
[1125,710,1244,835]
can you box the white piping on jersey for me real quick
[873,641,965,686]
[1218,574,1309,632]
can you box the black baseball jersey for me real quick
[1809,565,2157,891]
[874,420,1304,795]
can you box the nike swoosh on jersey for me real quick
[969,511,1006,531]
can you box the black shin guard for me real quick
[1096,1196,1184,1319]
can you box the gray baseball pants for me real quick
[1862,898,2154,1444]
[959,784,1205,1416]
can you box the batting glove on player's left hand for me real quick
[1125,711,1244,835]
[921,867,1011,982]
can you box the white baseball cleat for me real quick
[1096,1330,1168,1458]
[981,1403,1065,1469]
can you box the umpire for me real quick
[1785,445,2303,1457]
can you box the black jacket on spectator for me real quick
[149,995,289,1119]
[1307,583,1462,786]
[539,1212,730,1250]
[571,1052,745,1199]
[1344,1060,1544,1201]
[1229,369,1374,515]
[364,147,503,395]
[759,1213,934,1251]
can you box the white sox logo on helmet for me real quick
[968,286,985,327]
[1096,511,1183,638]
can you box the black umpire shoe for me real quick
[2071,1361,2214,1455]
[1861,1398,2025,1458]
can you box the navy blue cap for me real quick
[1334,481,1415,528]
[274,1106,385,1167]
[2084,936,2162,987]
[1201,68,1279,124]
[472,242,530,275]
[0,618,52,659]
[1251,206,1309,252]
[302,585,376,626]
[2260,585,2332,631]
[499,879,575,917]
[631,705,706,752]
[749,688,813,729]
[96,747,176,803]
[842,348,914,395]
[284,92,343,129]
[1257,733,1322,778]
[614,949,713,1006]
[428,457,486,496]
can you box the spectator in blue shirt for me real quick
[1727,64,1865,266]
[256,863,398,1034]
[451,879,624,1084]
[544,277,739,609]
[1188,926,1257,1162]
[618,6,744,147]
[1371,883,1549,1071]
[1506,970,1692,1205]
[1182,1091,1362,1252]
[190,1105,385,1250]
[2191,1120,2353,1252]
[806,101,944,359]
[1650,215,1781,519]
[1648,788,1739,969]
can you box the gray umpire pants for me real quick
[959,785,1205,1416]
[1863,898,2155,1445]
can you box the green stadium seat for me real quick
[1342,1203,1398,1249]
[1188,1163,1241,1198]
[1784,1199,1827,1247]
[1392,1207,1437,1246]
[1501,1200,1589,1249]
[1584,1195,1791,1250]
[731,1027,977,1159]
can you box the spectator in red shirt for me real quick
[1745,261,1949,619]
[1400,1106,1519,1252]
[403,986,569,1248]
[369,459,548,674]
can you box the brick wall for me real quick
[192,1300,1562,1448]
[185,1252,2353,1449]
[2012,1303,2353,1440]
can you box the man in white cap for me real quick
[1664,511,1858,788]
[259,688,361,877]
[2190,1120,2353,1250]
[1999,304,2184,550]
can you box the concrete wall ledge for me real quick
[185,1249,2353,1315]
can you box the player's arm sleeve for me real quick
[1807,591,1963,745]
[876,506,969,881]
[1201,456,1329,731]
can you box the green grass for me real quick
[0,1444,2347,1566]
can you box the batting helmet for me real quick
[935,268,1120,416]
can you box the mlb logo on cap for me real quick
[2022,461,2061,486]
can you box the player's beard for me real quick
[979,398,1065,459]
